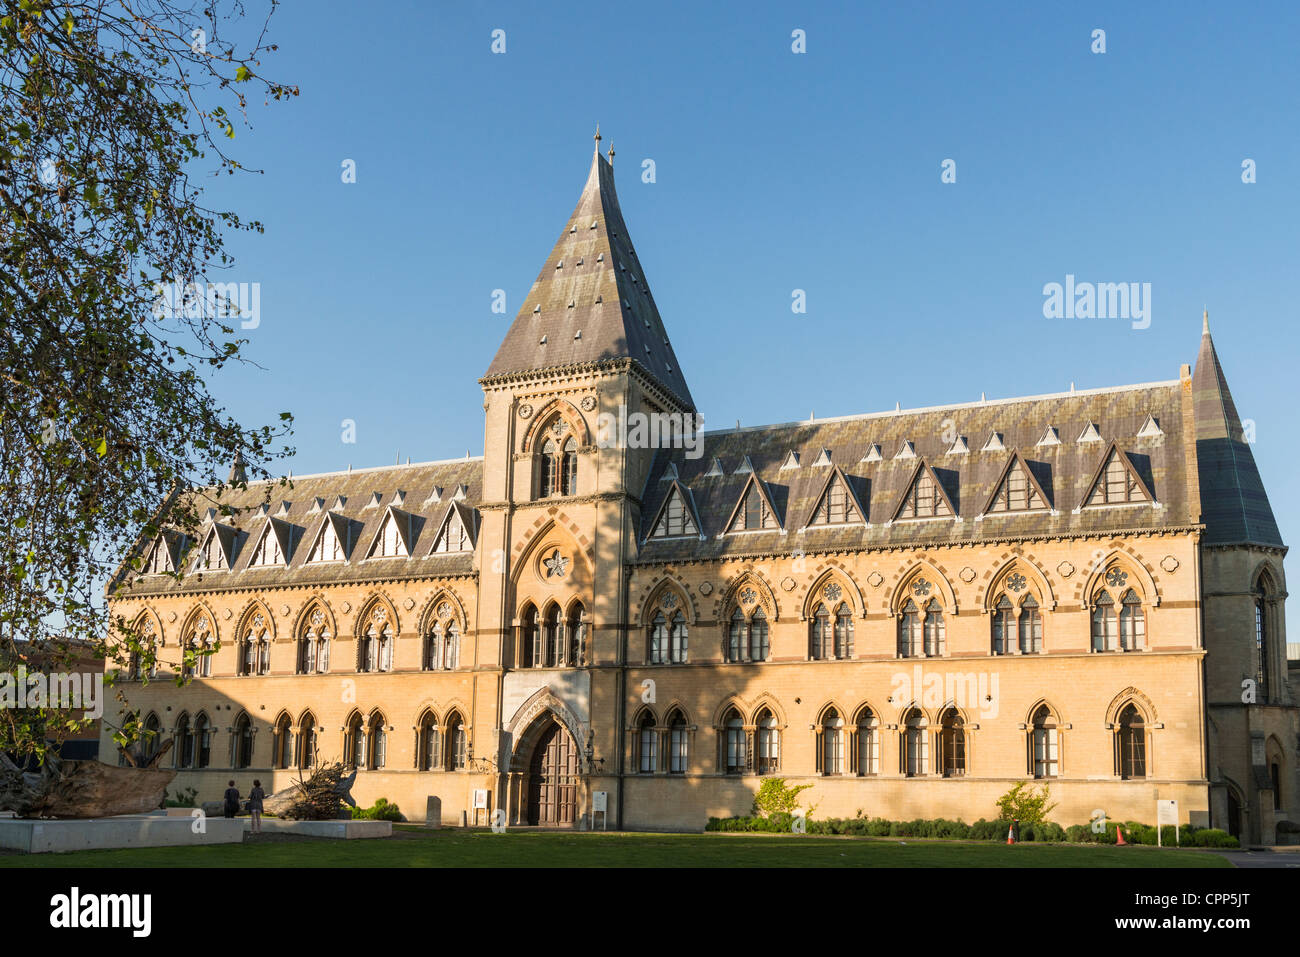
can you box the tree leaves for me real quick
[0,0,297,761]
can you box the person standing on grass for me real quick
[223,780,241,819]
[248,779,266,834]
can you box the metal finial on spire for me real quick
[594,123,601,151]
[1203,306,1210,334]
[607,140,615,165]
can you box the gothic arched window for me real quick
[298,608,331,674]
[756,708,780,774]
[638,713,657,774]
[233,713,253,769]
[856,709,879,776]
[722,709,746,775]
[938,709,965,777]
[819,708,844,775]
[418,711,441,771]
[668,710,689,774]
[903,709,928,777]
[898,599,922,658]
[1031,704,1058,778]
[1117,704,1146,779]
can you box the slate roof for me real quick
[636,381,1197,560]
[1192,315,1283,547]
[482,149,694,410]
[114,458,483,597]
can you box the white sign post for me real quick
[592,790,608,831]
[1156,799,1178,846]
[472,788,489,827]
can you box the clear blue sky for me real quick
[207,0,1298,559]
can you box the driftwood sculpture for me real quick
[0,751,175,819]
[263,762,358,820]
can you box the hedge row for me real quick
[705,813,1238,847]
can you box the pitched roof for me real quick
[1191,315,1282,546]
[114,458,483,596]
[637,380,1194,559]
[482,148,694,410]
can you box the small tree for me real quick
[752,777,814,818]
[995,782,1057,826]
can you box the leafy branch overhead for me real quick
[0,0,297,760]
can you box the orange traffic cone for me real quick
[1115,826,1128,846]
[1006,823,1016,845]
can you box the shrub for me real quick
[994,782,1058,828]
[351,797,404,822]
[752,778,815,819]
[1190,828,1238,848]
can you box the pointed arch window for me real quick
[810,604,831,660]
[898,599,923,658]
[233,713,254,769]
[650,611,669,665]
[1031,705,1058,778]
[637,713,658,774]
[536,417,580,498]
[669,611,688,664]
[298,609,331,674]
[561,437,578,495]
[923,599,945,656]
[141,712,162,764]
[1255,577,1273,702]
[898,468,951,519]
[273,714,293,769]
[856,709,879,776]
[367,712,387,770]
[175,713,194,769]
[566,604,585,667]
[727,606,767,662]
[239,613,271,676]
[938,709,965,777]
[992,594,1014,655]
[723,709,747,775]
[1118,590,1144,651]
[544,605,562,667]
[1091,591,1116,651]
[425,619,460,671]
[345,712,365,769]
[903,709,928,777]
[748,608,768,661]
[296,712,317,769]
[418,711,441,771]
[1117,704,1146,779]
[358,612,394,673]
[756,709,780,774]
[1018,594,1042,653]
[668,710,689,774]
[193,713,212,769]
[819,708,844,775]
[1092,573,1145,653]
[446,712,467,770]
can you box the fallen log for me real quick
[0,752,175,819]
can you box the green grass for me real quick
[0,827,1233,868]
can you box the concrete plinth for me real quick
[244,819,391,839]
[0,816,245,854]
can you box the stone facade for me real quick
[101,145,1295,842]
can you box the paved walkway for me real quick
[1211,847,1300,868]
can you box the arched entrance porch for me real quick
[507,712,582,827]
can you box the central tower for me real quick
[477,136,694,826]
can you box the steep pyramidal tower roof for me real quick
[1191,311,1281,546]
[484,139,694,410]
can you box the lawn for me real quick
[0,827,1233,868]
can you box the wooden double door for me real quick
[527,720,578,826]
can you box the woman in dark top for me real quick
[248,779,265,834]
[222,780,240,819]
